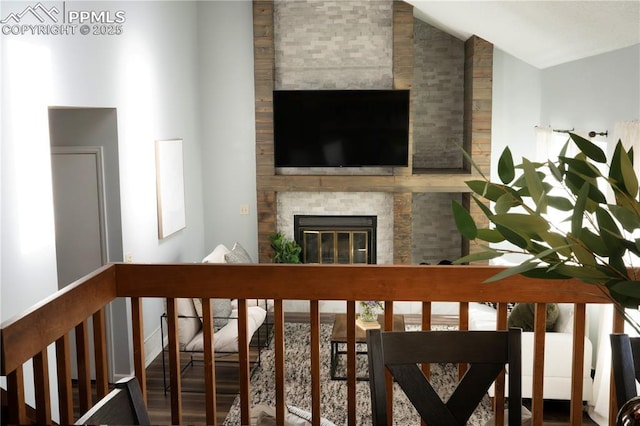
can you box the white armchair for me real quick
[469,302,593,401]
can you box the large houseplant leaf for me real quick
[498,146,515,184]
[452,136,640,333]
[452,200,477,240]
[569,133,607,163]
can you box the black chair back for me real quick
[367,328,522,426]
[610,333,640,410]
[75,376,150,425]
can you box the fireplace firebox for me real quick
[294,215,376,264]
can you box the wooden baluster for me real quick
[56,334,74,425]
[570,303,586,426]
[493,303,509,426]
[93,308,109,399]
[421,301,432,426]
[238,299,251,426]
[274,299,286,426]
[7,366,28,425]
[202,297,218,425]
[610,306,626,422]
[347,301,356,426]
[33,349,52,425]
[384,301,394,425]
[76,319,92,413]
[531,303,547,426]
[458,302,469,378]
[131,297,147,402]
[310,300,321,426]
[166,298,183,424]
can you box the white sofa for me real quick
[173,242,271,353]
[175,297,267,353]
[469,302,593,401]
[161,242,271,394]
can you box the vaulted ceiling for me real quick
[407,1,640,69]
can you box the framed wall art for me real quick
[155,139,186,239]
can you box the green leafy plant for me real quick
[269,232,302,264]
[359,300,384,322]
[452,133,640,332]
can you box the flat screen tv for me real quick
[273,90,410,167]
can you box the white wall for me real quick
[540,44,640,361]
[198,1,258,260]
[489,49,543,269]
[491,44,640,366]
[541,44,640,141]
[1,1,206,382]
[491,48,541,181]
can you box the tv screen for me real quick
[273,90,410,167]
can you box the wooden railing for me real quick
[0,263,622,425]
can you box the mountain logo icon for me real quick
[1,2,60,24]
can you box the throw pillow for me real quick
[224,242,254,264]
[202,244,230,263]
[193,298,233,329]
[507,303,559,332]
[256,411,277,426]
[482,302,516,312]
[286,405,336,426]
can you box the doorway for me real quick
[49,107,130,380]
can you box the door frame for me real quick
[51,145,115,381]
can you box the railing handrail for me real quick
[113,262,611,303]
[1,264,117,375]
[0,263,621,426]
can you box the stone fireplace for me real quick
[277,192,393,264]
[294,215,377,264]
[254,1,492,269]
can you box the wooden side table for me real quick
[329,313,405,380]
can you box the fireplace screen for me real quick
[294,215,376,264]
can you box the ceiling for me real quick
[407,1,640,69]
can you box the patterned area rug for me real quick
[223,322,493,425]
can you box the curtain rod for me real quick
[535,126,608,138]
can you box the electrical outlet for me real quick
[239,204,250,215]
[125,253,133,263]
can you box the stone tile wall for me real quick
[411,192,463,264]
[412,19,465,169]
[274,0,393,90]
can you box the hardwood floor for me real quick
[146,325,269,425]
[145,351,246,425]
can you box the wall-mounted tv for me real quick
[273,90,410,167]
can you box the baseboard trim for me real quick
[144,325,164,369]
